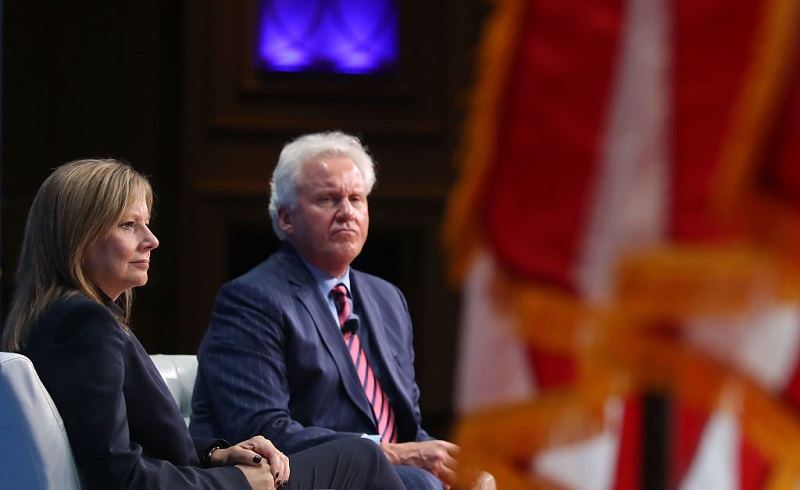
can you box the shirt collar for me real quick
[299,256,352,298]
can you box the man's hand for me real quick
[380,440,460,487]
[212,435,291,486]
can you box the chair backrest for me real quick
[0,352,82,489]
[149,354,198,426]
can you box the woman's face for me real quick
[83,198,159,300]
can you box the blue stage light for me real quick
[257,0,398,75]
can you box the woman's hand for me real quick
[236,463,275,490]
[212,436,291,486]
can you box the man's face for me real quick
[279,156,369,277]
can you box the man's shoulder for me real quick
[232,257,279,283]
[350,268,402,296]
[220,247,300,297]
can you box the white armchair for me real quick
[149,354,198,426]
[0,351,495,490]
[0,352,199,490]
[0,352,82,490]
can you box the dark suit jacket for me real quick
[21,295,248,490]
[190,244,431,453]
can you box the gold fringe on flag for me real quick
[442,0,527,285]
[447,0,800,488]
[711,0,800,221]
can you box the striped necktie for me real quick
[331,284,398,443]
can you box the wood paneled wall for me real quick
[2,0,185,351]
[3,0,486,437]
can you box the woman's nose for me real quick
[142,227,159,250]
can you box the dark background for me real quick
[1,0,488,437]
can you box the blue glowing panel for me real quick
[257,0,399,74]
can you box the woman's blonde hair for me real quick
[1,158,153,351]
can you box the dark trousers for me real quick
[393,464,444,490]
[286,438,405,490]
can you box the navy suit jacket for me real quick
[21,295,247,490]
[190,244,431,453]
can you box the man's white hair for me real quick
[268,131,377,240]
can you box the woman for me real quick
[1,159,405,490]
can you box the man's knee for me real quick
[393,464,444,490]
[347,437,386,461]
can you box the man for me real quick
[190,131,458,490]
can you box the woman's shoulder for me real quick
[20,294,128,371]
[35,294,125,344]
[45,294,117,322]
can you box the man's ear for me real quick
[278,207,293,235]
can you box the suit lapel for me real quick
[351,272,414,414]
[278,247,375,426]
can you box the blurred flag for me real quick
[447,0,800,488]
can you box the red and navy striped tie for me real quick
[331,284,398,443]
